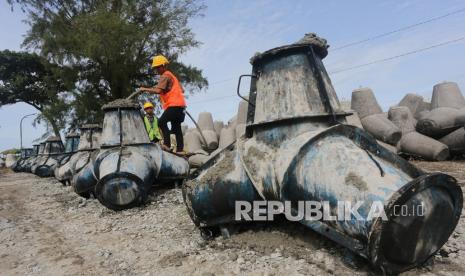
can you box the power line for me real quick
[329,36,465,74]
[331,7,465,51]
[191,9,465,104]
[188,78,238,105]
[202,8,465,95]
[208,78,235,86]
[189,94,236,105]
[191,36,465,104]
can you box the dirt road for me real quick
[0,161,464,275]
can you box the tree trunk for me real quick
[43,114,61,138]
[50,120,61,138]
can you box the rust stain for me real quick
[345,172,368,191]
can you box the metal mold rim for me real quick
[95,171,149,211]
[368,172,463,273]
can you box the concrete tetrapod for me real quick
[185,131,209,168]
[341,101,398,153]
[207,126,238,160]
[213,121,224,139]
[5,154,19,168]
[340,102,364,129]
[181,124,188,136]
[219,127,236,149]
[388,106,449,161]
[183,35,463,274]
[398,93,431,120]
[78,99,189,210]
[388,106,416,133]
[431,81,465,109]
[188,154,211,168]
[351,88,401,145]
[197,112,219,151]
[439,127,465,155]
[360,114,402,145]
[350,88,383,119]
[185,131,208,154]
[228,115,237,129]
[416,107,465,138]
[236,100,248,139]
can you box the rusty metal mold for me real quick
[31,137,67,177]
[20,144,40,172]
[55,128,100,186]
[73,99,189,210]
[182,34,463,274]
[54,132,82,183]
[11,148,33,172]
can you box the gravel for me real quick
[0,161,464,275]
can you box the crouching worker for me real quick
[143,102,162,143]
[139,55,186,154]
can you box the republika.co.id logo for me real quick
[235,200,425,222]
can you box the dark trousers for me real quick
[158,106,185,151]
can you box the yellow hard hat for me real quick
[152,55,169,68]
[143,102,154,109]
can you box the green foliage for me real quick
[8,0,209,127]
[0,50,72,136]
[1,148,20,155]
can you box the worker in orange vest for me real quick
[139,55,186,153]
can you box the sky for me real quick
[1,0,465,152]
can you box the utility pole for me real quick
[20,113,36,150]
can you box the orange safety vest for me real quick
[159,70,186,110]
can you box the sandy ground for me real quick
[0,160,464,276]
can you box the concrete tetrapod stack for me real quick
[341,101,397,153]
[183,34,463,273]
[397,93,431,120]
[351,88,402,145]
[206,125,238,159]
[197,112,219,151]
[388,106,449,161]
